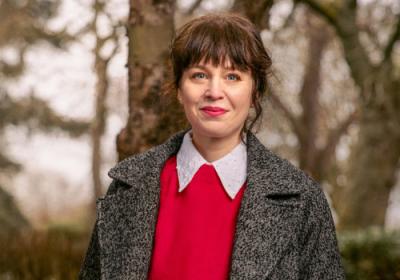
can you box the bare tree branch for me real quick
[345,0,357,10]
[280,2,297,30]
[232,0,273,29]
[0,152,21,172]
[185,0,203,15]
[318,109,358,168]
[294,0,339,31]
[0,92,90,137]
[298,0,375,91]
[359,23,383,51]
[383,16,400,64]
[268,90,302,138]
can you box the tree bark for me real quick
[118,0,187,160]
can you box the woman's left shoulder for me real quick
[250,135,326,203]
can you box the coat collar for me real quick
[100,128,305,279]
[107,128,188,189]
[176,130,247,200]
[108,128,304,196]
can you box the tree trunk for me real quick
[91,57,108,204]
[0,186,29,234]
[117,0,187,161]
[89,0,119,211]
[297,18,329,180]
[337,72,400,229]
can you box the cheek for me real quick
[177,87,187,105]
[178,90,197,119]
[236,88,253,110]
[179,85,199,106]
[180,94,195,109]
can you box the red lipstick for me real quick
[200,106,227,117]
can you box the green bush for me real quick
[339,228,400,280]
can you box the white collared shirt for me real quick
[176,130,247,200]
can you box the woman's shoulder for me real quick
[104,130,188,196]
[247,132,324,202]
[248,133,318,181]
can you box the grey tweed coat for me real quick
[79,129,345,280]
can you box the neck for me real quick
[190,131,243,162]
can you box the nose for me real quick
[204,77,224,100]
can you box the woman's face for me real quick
[178,59,253,143]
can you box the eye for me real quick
[226,73,240,81]
[191,72,207,79]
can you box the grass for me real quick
[0,227,90,280]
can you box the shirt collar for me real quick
[176,130,247,199]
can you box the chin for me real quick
[192,124,240,140]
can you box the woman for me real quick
[79,13,345,280]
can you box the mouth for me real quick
[200,106,227,117]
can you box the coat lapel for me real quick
[97,130,187,280]
[229,132,304,279]
[97,129,305,279]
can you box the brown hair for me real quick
[165,12,272,140]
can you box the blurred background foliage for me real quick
[339,229,400,279]
[0,0,399,278]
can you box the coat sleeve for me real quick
[299,183,346,280]
[78,180,120,280]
